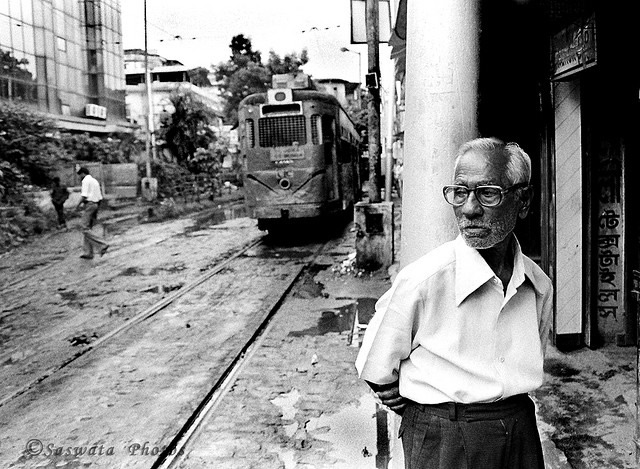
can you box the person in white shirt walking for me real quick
[75,166,109,259]
[356,137,553,469]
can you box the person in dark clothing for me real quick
[50,177,69,228]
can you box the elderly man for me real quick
[76,166,109,259]
[356,138,553,469]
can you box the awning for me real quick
[389,0,407,79]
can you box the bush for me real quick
[0,103,62,203]
[0,199,57,253]
[57,132,143,163]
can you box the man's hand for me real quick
[367,380,409,414]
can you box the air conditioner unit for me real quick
[85,103,107,119]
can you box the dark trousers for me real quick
[53,202,65,226]
[81,202,108,257]
[399,394,545,469]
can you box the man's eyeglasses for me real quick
[442,183,528,208]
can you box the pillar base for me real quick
[141,177,157,201]
[354,202,394,271]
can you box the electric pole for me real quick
[365,0,382,203]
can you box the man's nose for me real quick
[461,191,483,217]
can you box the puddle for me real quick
[120,267,142,276]
[306,393,379,469]
[544,359,581,378]
[271,389,301,469]
[149,263,187,275]
[292,271,326,299]
[184,206,247,234]
[271,388,300,421]
[288,298,377,339]
[59,291,78,301]
[247,247,315,260]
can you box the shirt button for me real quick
[499,357,505,363]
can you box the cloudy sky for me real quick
[120,0,393,83]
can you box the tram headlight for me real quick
[278,178,291,190]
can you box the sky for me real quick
[120,0,393,85]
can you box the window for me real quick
[311,114,321,145]
[56,36,66,52]
[245,119,255,148]
[258,115,306,147]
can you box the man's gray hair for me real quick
[454,137,531,185]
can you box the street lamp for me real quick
[340,47,362,85]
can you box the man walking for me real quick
[76,166,109,259]
[356,138,553,469]
[50,176,69,229]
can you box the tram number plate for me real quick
[270,148,304,161]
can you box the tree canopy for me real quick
[158,90,218,172]
[213,34,309,125]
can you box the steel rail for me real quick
[151,240,329,469]
[0,236,265,409]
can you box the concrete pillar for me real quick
[399,0,480,267]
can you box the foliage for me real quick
[188,67,212,87]
[157,90,218,170]
[345,100,369,137]
[0,200,58,253]
[229,34,262,66]
[57,132,144,164]
[0,48,35,82]
[266,49,309,75]
[0,103,60,202]
[213,34,309,125]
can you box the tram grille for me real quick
[259,116,307,147]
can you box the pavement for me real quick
[180,194,637,469]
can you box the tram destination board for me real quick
[270,147,305,162]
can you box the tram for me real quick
[238,74,361,233]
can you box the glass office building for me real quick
[0,0,132,133]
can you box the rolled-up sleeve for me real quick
[355,275,420,385]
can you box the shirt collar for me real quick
[454,235,535,306]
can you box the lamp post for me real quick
[142,0,158,200]
[340,46,362,85]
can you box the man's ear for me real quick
[518,186,533,219]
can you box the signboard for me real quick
[595,147,626,340]
[350,0,392,44]
[270,147,304,162]
[552,14,597,80]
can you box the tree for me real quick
[266,49,309,75]
[57,132,143,164]
[229,34,262,66]
[0,103,61,202]
[158,90,218,171]
[188,67,212,87]
[213,34,309,125]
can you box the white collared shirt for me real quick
[81,174,103,203]
[356,235,553,404]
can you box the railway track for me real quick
[0,225,337,468]
[0,236,265,409]
[152,241,327,469]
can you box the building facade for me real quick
[0,0,131,133]
[124,49,224,155]
[314,78,362,109]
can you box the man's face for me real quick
[452,150,527,249]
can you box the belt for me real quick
[415,394,532,422]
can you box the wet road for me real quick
[0,202,385,469]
